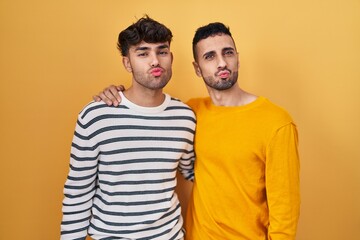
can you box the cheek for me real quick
[230,60,239,69]
[197,62,210,75]
[161,59,172,70]
[163,57,172,64]
[202,66,215,77]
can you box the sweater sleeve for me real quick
[177,110,196,182]
[266,122,300,240]
[60,115,99,239]
[177,145,195,181]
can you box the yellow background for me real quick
[1,0,359,239]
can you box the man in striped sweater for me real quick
[61,16,196,240]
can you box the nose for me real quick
[150,53,159,67]
[217,56,227,69]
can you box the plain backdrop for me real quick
[0,0,359,239]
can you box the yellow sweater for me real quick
[185,96,300,240]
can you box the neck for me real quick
[124,86,165,107]
[206,83,257,106]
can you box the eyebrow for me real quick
[222,47,235,52]
[135,44,169,52]
[135,46,150,51]
[157,44,169,49]
[202,50,216,58]
[202,47,236,58]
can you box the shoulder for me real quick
[185,97,208,111]
[77,101,122,123]
[259,97,294,125]
[167,96,196,116]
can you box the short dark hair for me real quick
[118,15,173,56]
[192,22,233,60]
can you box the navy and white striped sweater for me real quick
[61,93,196,240]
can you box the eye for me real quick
[224,50,234,56]
[204,54,215,60]
[137,52,148,57]
[158,50,169,56]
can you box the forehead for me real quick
[129,41,170,51]
[195,34,236,54]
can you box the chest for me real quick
[194,110,269,168]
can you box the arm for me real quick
[178,147,195,182]
[266,123,300,240]
[177,109,196,182]
[92,85,124,106]
[60,115,100,239]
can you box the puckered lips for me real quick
[217,70,230,79]
[150,67,163,77]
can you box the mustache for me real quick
[149,66,165,72]
[215,68,231,75]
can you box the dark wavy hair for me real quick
[192,22,233,61]
[117,15,173,56]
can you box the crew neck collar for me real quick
[205,96,266,111]
[119,91,171,114]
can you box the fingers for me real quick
[102,88,118,106]
[117,85,125,91]
[92,95,101,102]
[93,84,124,107]
[108,85,121,103]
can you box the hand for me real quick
[92,85,125,106]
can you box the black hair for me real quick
[118,15,173,56]
[192,22,233,60]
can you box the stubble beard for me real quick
[203,71,238,91]
[133,69,172,90]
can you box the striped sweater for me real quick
[61,92,196,240]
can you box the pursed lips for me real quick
[217,70,230,78]
[150,67,163,77]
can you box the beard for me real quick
[132,68,172,90]
[203,71,238,90]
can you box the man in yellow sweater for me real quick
[94,22,300,240]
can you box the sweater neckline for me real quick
[119,91,171,114]
[205,96,266,112]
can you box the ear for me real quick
[237,52,240,69]
[122,57,132,72]
[192,61,202,77]
[171,52,174,64]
